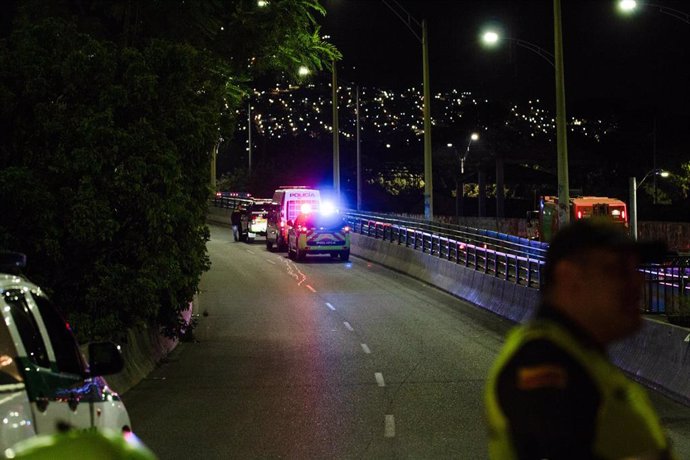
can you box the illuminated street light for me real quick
[257,0,269,7]
[298,66,311,77]
[629,168,670,240]
[461,132,480,174]
[617,0,690,24]
[480,29,555,67]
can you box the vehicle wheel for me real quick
[340,250,350,262]
[266,240,273,251]
[246,237,254,244]
[288,246,296,260]
[239,232,246,242]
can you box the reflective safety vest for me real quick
[5,429,157,459]
[485,320,673,460]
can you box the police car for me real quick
[287,210,350,262]
[0,252,131,452]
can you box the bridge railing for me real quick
[342,210,689,315]
[343,210,547,290]
[212,196,254,210]
[641,257,690,316]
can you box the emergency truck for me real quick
[266,186,321,251]
[528,195,628,242]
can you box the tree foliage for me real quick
[0,1,339,341]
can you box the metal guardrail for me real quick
[343,210,547,289]
[642,256,690,315]
[341,210,689,315]
[212,196,254,210]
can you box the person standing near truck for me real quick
[230,206,243,242]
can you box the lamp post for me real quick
[461,132,480,174]
[381,0,433,220]
[629,168,669,240]
[480,0,570,227]
[617,0,690,24]
[480,31,555,67]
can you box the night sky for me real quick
[320,0,690,151]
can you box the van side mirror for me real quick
[88,342,124,376]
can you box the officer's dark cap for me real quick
[543,218,668,288]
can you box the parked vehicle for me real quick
[266,186,321,251]
[287,211,351,261]
[0,252,131,451]
[239,200,273,243]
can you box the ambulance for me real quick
[0,252,131,452]
[266,186,321,251]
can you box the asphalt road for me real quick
[124,224,690,459]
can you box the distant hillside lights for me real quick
[236,85,612,142]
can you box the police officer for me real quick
[485,218,674,460]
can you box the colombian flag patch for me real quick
[517,364,568,390]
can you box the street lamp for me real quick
[480,0,570,228]
[617,0,690,24]
[382,0,433,220]
[461,132,480,174]
[480,30,555,67]
[629,168,670,240]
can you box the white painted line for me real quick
[361,343,371,354]
[343,322,354,331]
[265,259,276,265]
[375,372,385,387]
[326,302,336,311]
[306,285,316,293]
[384,415,396,438]
[245,249,255,255]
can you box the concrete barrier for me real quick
[349,232,690,405]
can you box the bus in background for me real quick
[266,186,321,251]
[529,196,628,242]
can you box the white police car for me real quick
[0,252,131,452]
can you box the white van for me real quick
[0,252,131,452]
[265,186,321,251]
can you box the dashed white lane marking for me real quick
[245,249,255,254]
[326,302,336,311]
[384,415,396,438]
[265,259,276,265]
[361,343,371,354]
[343,322,354,331]
[306,285,316,293]
[375,372,385,387]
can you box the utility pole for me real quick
[554,0,570,228]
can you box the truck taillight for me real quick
[622,210,626,220]
[577,210,582,219]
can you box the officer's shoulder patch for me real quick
[517,364,568,390]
